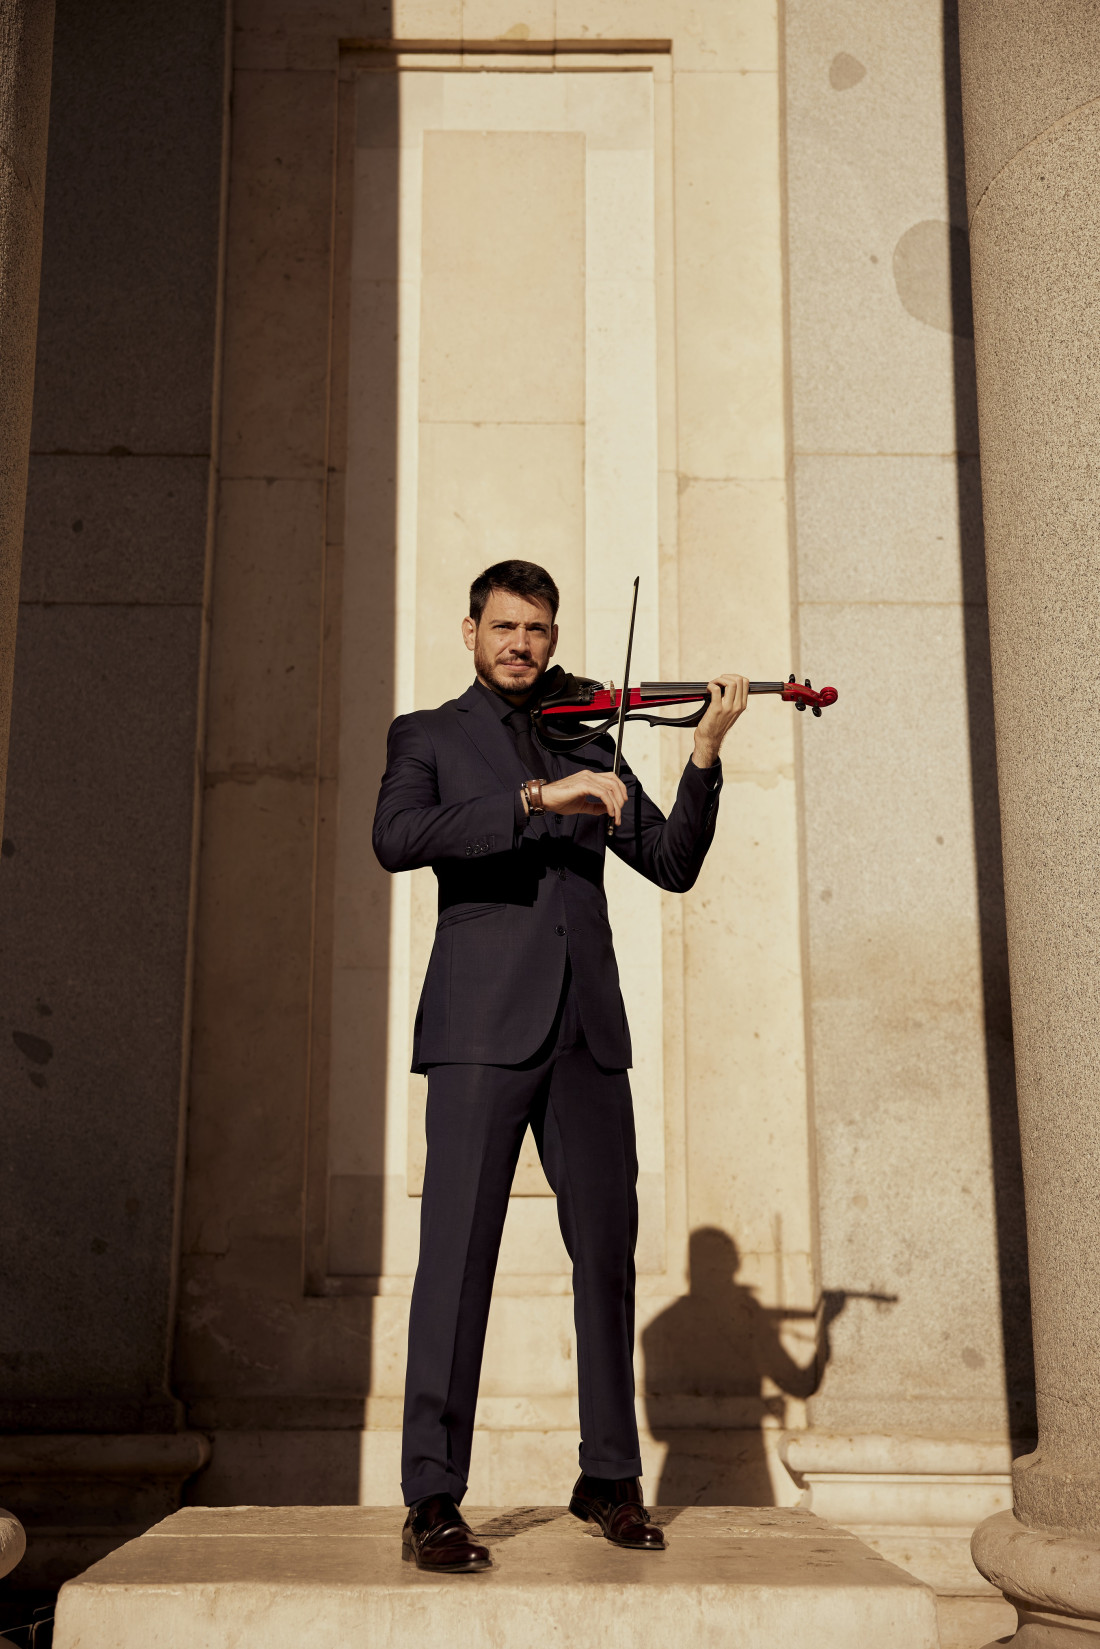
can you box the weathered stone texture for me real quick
[0,0,225,1438]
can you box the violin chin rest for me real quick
[534,672,604,711]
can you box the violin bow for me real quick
[608,576,640,838]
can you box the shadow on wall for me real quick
[941,0,1035,1438]
[642,1228,853,1505]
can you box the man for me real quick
[373,559,747,1572]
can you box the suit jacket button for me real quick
[555,925,566,937]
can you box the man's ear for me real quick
[549,623,558,658]
[462,615,476,653]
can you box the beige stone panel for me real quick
[673,72,785,480]
[439,67,564,133]
[798,600,1007,1434]
[358,1427,403,1505]
[219,69,335,480]
[564,69,653,151]
[635,1173,667,1274]
[584,276,659,660]
[418,130,586,425]
[381,1171,426,1277]
[414,421,586,698]
[392,0,463,37]
[364,1295,416,1397]
[480,1296,580,1398]
[676,478,794,778]
[496,1199,576,1276]
[434,69,652,153]
[586,153,654,284]
[682,780,811,1255]
[795,454,981,605]
[652,77,678,479]
[204,479,324,774]
[672,473,808,1265]
[480,1431,581,1503]
[784,0,970,455]
[461,0,555,41]
[555,0,778,72]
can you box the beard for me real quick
[473,637,547,697]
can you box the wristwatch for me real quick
[521,779,545,816]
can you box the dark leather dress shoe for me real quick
[402,1493,492,1573]
[569,1473,666,1550]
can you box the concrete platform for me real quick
[53,1504,941,1648]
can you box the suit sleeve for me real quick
[607,753,722,892]
[373,713,520,873]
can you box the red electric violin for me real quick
[531,578,838,757]
[532,673,838,753]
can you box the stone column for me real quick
[0,0,53,815]
[959,4,1100,1642]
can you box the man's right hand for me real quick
[529,771,629,828]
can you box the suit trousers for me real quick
[400,975,642,1505]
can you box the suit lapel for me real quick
[454,682,580,842]
[455,685,549,837]
[455,682,523,789]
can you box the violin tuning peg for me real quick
[812,705,822,717]
[796,700,806,711]
[788,673,796,684]
[804,678,812,689]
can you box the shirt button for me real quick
[555,925,566,937]
[557,867,566,880]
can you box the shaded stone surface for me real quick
[0,0,54,814]
[0,0,225,1450]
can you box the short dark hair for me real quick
[469,560,559,624]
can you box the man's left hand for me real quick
[692,674,749,769]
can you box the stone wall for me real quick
[0,0,1035,1607]
[782,0,1030,1594]
[174,0,815,1511]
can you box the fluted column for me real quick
[0,0,54,817]
[960,3,1100,1642]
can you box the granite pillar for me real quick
[0,0,225,1588]
[0,0,53,813]
[782,3,1024,1629]
[959,2,1100,1641]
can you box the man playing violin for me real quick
[373,559,748,1572]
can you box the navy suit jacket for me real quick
[372,678,723,1070]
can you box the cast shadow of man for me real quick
[641,1227,850,1506]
